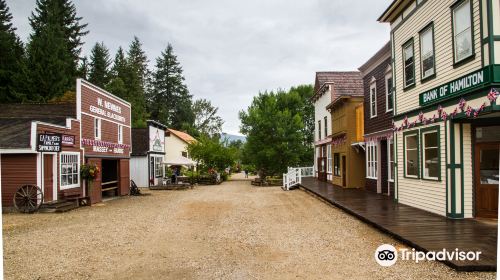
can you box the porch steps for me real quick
[39,200,79,213]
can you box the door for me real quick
[342,156,347,187]
[475,143,499,218]
[317,157,327,181]
[43,154,54,202]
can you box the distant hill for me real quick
[221,133,246,143]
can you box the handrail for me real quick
[282,166,314,191]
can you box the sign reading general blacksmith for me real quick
[37,133,62,152]
[419,67,490,106]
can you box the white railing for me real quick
[283,166,314,191]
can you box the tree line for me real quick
[0,0,223,136]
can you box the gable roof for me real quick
[167,128,196,144]
[358,41,391,75]
[0,103,76,149]
[312,71,364,102]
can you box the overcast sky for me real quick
[7,0,391,135]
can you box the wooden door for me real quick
[342,156,346,187]
[317,157,327,181]
[475,143,499,218]
[43,154,54,202]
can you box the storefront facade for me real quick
[359,42,396,197]
[131,120,166,188]
[77,79,132,203]
[380,0,500,218]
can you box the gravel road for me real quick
[2,173,496,279]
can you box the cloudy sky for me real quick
[7,0,391,135]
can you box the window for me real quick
[420,24,435,79]
[422,130,439,180]
[318,120,322,140]
[388,139,394,182]
[370,81,377,118]
[404,133,419,177]
[60,153,79,189]
[366,142,378,179]
[94,118,101,139]
[327,145,332,173]
[334,153,340,176]
[452,0,473,63]
[324,116,328,137]
[182,151,188,158]
[155,157,163,177]
[386,75,393,112]
[118,125,123,144]
[403,40,415,87]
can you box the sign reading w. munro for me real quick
[419,68,490,106]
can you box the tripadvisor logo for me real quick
[374,244,482,267]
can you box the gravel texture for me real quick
[2,173,496,279]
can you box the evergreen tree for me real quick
[0,0,25,102]
[125,37,148,127]
[88,42,111,88]
[26,0,87,101]
[149,43,194,130]
[106,47,128,101]
[77,56,89,80]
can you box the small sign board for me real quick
[37,133,62,152]
[62,134,75,146]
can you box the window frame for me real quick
[333,153,340,176]
[420,126,441,181]
[369,80,377,118]
[419,22,436,82]
[451,0,475,66]
[388,138,395,182]
[402,38,416,89]
[60,152,80,190]
[94,117,101,140]
[327,144,332,173]
[385,72,393,112]
[366,141,378,179]
[318,120,322,140]
[403,131,420,179]
[118,125,123,144]
[324,116,328,137]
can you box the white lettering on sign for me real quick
[93,146,108,153]
[90,97,125,123]
[449,71,484,94]
[113,148,124,154]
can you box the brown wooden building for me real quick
[358,42,395,198]
[0,79,131,209]
[325,72,365,188]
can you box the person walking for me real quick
[244,169,249,178]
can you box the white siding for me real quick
[463,123,473,218]
[165,134,189,164]
[130,156,148,188]
[393,0,483,114]
[314,90,332,142]
[396,122,447,216]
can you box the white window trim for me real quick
[385,73,393,112]
[327,144,332,173]
[404,133,419,178]
[422,130,439,180]
[369,79,377,118]
[94,117,101,140]
[60,152,80,190]
[452,0,473,63]
[366,141,378,179]
[388,139,394,182]
[420,25,435,79]
[403,41,415,88]
[118,125,123,144]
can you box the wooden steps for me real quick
[39,200,79,213]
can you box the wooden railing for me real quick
[282,166,314,190]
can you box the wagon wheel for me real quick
[13,185,43,213]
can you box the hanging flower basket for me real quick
[80,163,100,197]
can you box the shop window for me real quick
[403,39,415,88]
[388,139,395,182]
[327,145,332,173]
[155,157,163,177]
[94,117,101,140]
[422,129,440,180]
[452,0,473,63]
[385,74,393,112]
[370,81,377,118]
[60,152,79,189]
[366,142,378,179]
[404,133,419,178]
[420,24,435,79]
[334,153,340,176]
[118,125,123,144]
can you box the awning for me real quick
[164,156,196,166]
[351,141,365,152]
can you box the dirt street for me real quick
[2,173,496,279]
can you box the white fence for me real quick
[282,166,314,191]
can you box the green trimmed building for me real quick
[379,0,499,219]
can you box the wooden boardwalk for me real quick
[300,177,497,271]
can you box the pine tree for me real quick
[149,43,194,130]
[26,0,87,101]
[125,37,148,127]
[88,42,111,88]
[0,0,25,102]
[106,47,128,100]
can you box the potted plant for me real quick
[80,163,100,202]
